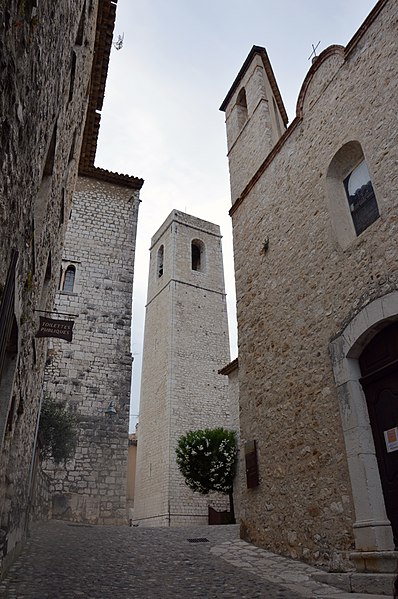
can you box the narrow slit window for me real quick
[63,265,76,293]
[344,160,379,236]
[236,88,248,130]
[157,245,164,278]
[191,240,204,272]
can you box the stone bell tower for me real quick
[219,45,288,202]
[133,210,232,526]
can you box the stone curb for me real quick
[211,539,390,598]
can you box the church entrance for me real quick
[359,322,398,548]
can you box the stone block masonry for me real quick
[44,176,141,524]
[134,211,235,526]
[221,0,398,572]
[0,0,100,574]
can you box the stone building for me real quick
[0,0,100,573]
[220,0,398,574]
[44,171,142,524]
[133,211,232,526]
[0,0,142,571]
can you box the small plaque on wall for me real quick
[384,427,398,453]
[245,440,259,488]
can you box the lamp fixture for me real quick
[105,401,117,415]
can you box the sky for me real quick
[94,0,378,430]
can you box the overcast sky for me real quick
[95,0,377,429]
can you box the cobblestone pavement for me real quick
[0,521,387,599]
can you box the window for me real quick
[62,265,76,293]
[236,88,248,130]
[157,245,164,278]
[191,240,204,271]
[326,141,380,249]
[344,160,379,236]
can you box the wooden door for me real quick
[360,323,398,548]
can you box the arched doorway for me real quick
[359,323,398,548]
[329,291,398,563]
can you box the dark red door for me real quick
[360,323,398,548]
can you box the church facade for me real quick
[221,0,397,573]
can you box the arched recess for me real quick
[191,239,205,272]
[236,88,248,130]
[157,245,164,278]
[62,265,76,293]
[326,140,379,249]
[329,291,398,559]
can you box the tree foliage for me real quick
[38,395,78,464]
[175,427,237,495]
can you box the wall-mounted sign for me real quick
[384,427,398,453]
[36,316,74,342]
[245,440,259,488]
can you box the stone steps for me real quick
[312,572,396,596]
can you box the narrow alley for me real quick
[0,522,389,599]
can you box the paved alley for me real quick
[0,521,389,599]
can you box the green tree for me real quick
[38,395,78,464]
[176,427,237,522]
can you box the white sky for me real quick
[95,0,377,430]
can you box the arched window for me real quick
[63,265,76,293]
[191,240,205,271]
[326,141,379,248]
[157,245,164,278]
[344,159,379,236]
[236,88,248,130]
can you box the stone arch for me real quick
[326,140,379,249]
[191,239,205,272]
[329,291,398,562]
[236,87,248,130]
[157,245,164,278]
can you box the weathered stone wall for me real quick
[44,176,140,524]
[222,0,397,571]
[134,211,233,526]
[220,360,241,521]
[0,0,98,573]
[127,434,137,518]
[30,453,52,524]
[224,54,285,201]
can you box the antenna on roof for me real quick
[113,33,124,51]
[308,41,321,62]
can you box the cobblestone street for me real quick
[0,521,388,599]
[0,522,296,599]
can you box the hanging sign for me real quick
[384,427,398,453]
[35,316,74,342]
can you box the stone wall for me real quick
[219,359,240,521]
[0,0,98,573]
[134,211,233,526]
[221,0,397,571]
[43,176,140,524]
[127,434,137,519]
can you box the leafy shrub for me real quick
[176,427,237,495]
[39,395,78,464]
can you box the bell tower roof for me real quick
[219,45,288,126]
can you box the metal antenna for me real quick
[308,41,321,61]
